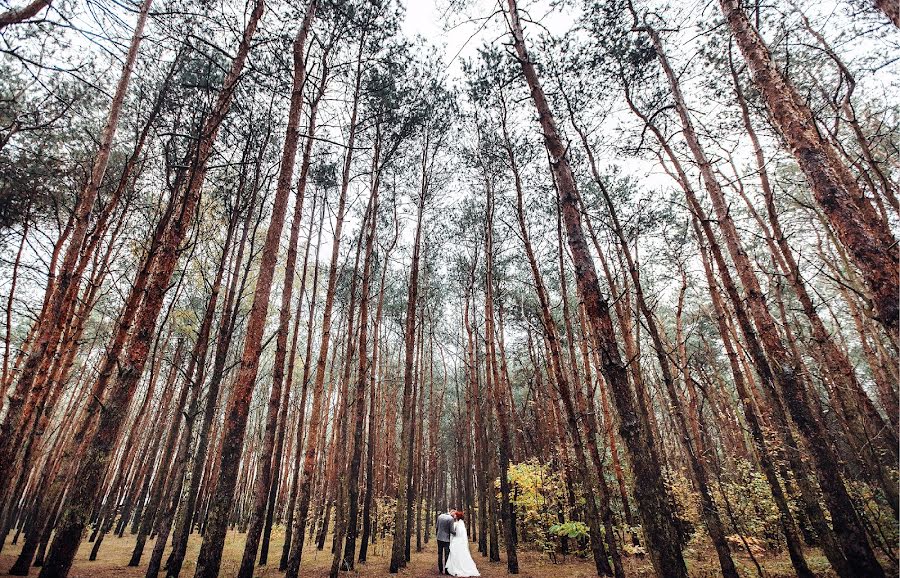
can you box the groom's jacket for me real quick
[436,513,455,542]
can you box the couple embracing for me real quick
[436,509,480,576]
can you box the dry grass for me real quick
[0,527,838,577]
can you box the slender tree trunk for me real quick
[602,179,738,578]
[165,134,266,578]
[327,216,367,576]
[0,0,153,503]
[563,78,738,574]
[389,181,425,573]
[500,3,688,575]
[730,60,899,510]
[284,33,364,578]
[227,8,320,576]
[718,0,898,338]
[506,115,619,577]
[129,345,188,566]
[1,218,28,393]
[623,73,845,576]
[279,190,325,570]
[261,186,316,568]
[647,24,884,576]
[467,306,488,558]
[588,235,637,537]
[144,454,186,578]
[359,205,396,563]
[481,157,519,574]
[37,4,263,575]
[144,298,222,578]
[341,146,382,571]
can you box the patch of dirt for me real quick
[0,528,838,577]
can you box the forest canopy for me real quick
[0,0,897,577]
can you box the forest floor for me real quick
[0,528,839,577]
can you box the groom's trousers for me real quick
[437,539,450,574]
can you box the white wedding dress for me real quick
[445,520,480,577]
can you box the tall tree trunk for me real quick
[359,200,397,563]
[37,3,263,575]
[2,218,28,392]
[563,82,738,576]
[342,144,382,571]
[505,110,621,577]
[602,178,738,578]
[623,76,842,577]
[229,8,321,576]
[262,188,318,569]
[327,211,367,577]
[164,170,259,578]
[279,190,325,570]
[552,187,625,576]
[0,0,152,503]
[500,3,688,575]
[284,31,363,578]
[129,344,188,566]
[730,59,899,510]
[389,178,425,574]
[718,0,898,338]
[467,303,488,558]
[646,24,884,576]
[481,151,519,575]
[144,277,226,578]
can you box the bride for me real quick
[445,511,480,577]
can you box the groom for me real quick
[436,508,456,574]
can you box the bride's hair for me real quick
[453,510,465,521]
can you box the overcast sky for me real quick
[399,0,575,80]
[402,0,487,78]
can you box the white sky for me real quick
[401,0,486,78]
[400,0,576,80]
[402,0,446,38]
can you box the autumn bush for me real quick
[501,459,596,559]
[713,459,782,551]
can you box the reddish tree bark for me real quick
[128,343,188,566]
[229,7,321,576]
[0,0,152,503]
[164,135,264,578]
[503,107,620,576]
[327,210,367,577]
[729,61,899,512]
[341,143,383,571]
[0,0,50,29]
[500,3,689,575]
[284,31,364,578]
[647,23,884,576]
[719,0,898,338]
[389,171,426,573]
[358,194,398,563]
[561,81,738,575]
[481,171,519,574]
[37,2,263,575]
[279,190,325,570]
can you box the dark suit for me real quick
[436,513,456,574]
